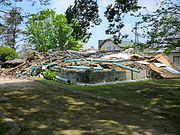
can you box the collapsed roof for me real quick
[0,50,179,80]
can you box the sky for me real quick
[50,0,162,49]
[0,0,165,49]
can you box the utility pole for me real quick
[134,22,139,53]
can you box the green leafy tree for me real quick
[1,0,178,52]
[137,0,180,52]
[66,0,179,52]
[26,9,82,52]
[105,0,140,41]
[0,46,18,62]
[0,7,23,50]
[65,0,101,43]
[0,0,51,35]
[65,0,141,45]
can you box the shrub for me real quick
[0,47,18,62]
[42,70,56,80]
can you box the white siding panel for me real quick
[100,41,121,51]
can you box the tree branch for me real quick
[0,0,5,3]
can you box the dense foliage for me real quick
[42,70,56,80]
[1,0,179,52]
[66,0,179,51]
[26,9,83,52]
[65,0,101,43]
[0,47,18,62]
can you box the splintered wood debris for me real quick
[0,50,180,79]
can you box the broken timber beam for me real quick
[113,63,140,73]
[64,59,82,62]
[65,66,103,70]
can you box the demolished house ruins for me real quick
[0,50,180,84]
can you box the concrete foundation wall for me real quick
[132,70,147,80]
[57,69,147,84]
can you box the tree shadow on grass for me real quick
[81,79,180,115]
[0,80,180,135]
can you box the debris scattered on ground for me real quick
[0,50,180,81]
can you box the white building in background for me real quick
[98,37,134,51]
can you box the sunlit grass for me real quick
[32,77,180,114]
[1,77,180,134]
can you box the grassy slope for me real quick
[34,78,180,114]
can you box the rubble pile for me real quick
[126,54,180,78]
[0,50,180,80]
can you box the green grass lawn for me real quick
[0,106,10,135]
[1,78,180,134]
[0,117,10,135]
[34,78,180,114]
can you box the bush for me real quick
[42,70,56,80]
[0,47,18,62]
